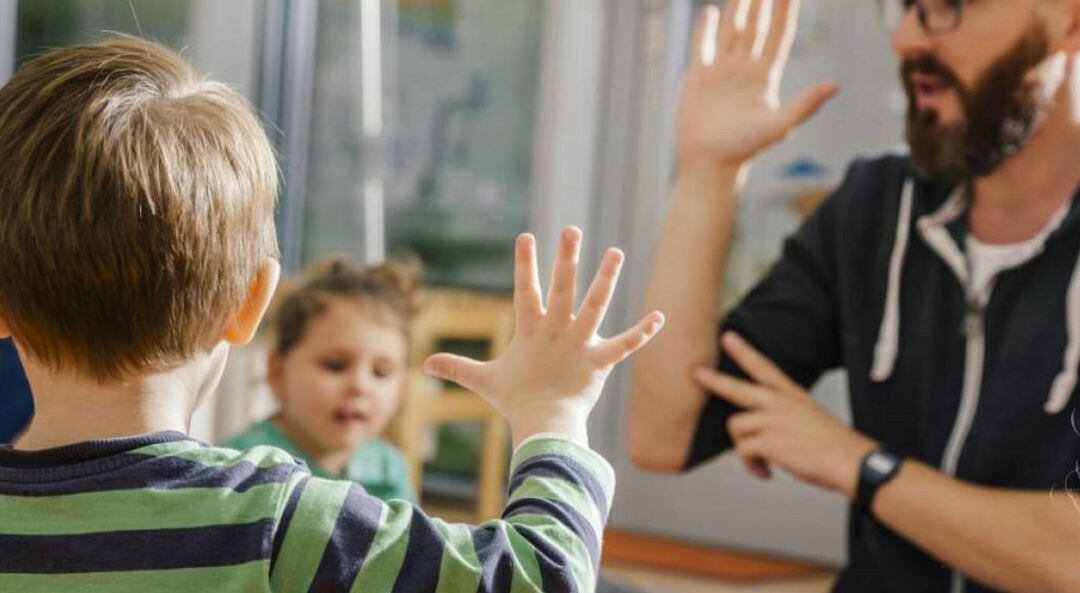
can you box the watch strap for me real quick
[855,448,903,514]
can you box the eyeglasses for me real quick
[879,0,964,35]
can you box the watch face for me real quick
[866,452,898,477]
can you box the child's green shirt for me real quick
[224,419,415,502]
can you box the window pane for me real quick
[304,0,544,291]
[16,0,190,63]
[14,0,259,103]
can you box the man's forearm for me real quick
[628,163,744,471]
[872,460,1080,593]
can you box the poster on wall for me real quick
[399,0,456,47]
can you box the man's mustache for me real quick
[901,54,964,92]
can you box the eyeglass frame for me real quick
[878,0,965,36]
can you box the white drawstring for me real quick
[871,179,914,383]
[1046,252,1080,414]
[864,175,1073,412]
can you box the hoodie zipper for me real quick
[917,206,983,593]
[899,182,1074,593]
[942,295,988,478]
[941,285,994,593]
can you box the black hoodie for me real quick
[687,151,1080,593]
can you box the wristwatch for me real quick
[855,447,903,514]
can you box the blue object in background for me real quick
[0,339,33,444]
[777,157,828,181]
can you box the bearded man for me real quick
[629,1,1080,592]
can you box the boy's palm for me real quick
[424,228,664,438]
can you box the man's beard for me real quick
[903,26,1051,181]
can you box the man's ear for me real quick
[223,259,281,346]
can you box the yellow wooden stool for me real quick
[393,289,514,521]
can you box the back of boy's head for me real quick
[0,36,279,382]
[272,257,421,356]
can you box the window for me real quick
[303,0,544,290]
[14,0,259,103]
[16,0,190,64]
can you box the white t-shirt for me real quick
[965,202,1071,297]
[965,235,1041,297]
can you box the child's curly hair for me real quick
[269,256,422,356]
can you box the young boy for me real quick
[0,37,664,592]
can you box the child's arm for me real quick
[271,436,612,593]
[270,228,662,593]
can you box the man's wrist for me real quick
[675,159,748,194]
[839,438,880,500]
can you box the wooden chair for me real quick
[394,289,514,521]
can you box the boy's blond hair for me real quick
[0,37,278,381]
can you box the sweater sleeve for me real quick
[270,436,614,593]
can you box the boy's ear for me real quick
[0,315,10,340]
[223,259,281,346]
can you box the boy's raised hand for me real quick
[424,227,665,446]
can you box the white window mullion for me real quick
[0,0,17,85]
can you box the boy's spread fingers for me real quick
[546,227,582,321]
[423,353,487,393]
[514,233,543,321]
[575,248,624,337]
[597,311,665,366]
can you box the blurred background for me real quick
[0,1,909,590]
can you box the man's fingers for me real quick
[727,410,768,439]
[691,4,720,67]
[717,0,742,54]
[513,233,544,325]
[595,311,665,366]
[694,367,775,409]
[761,0,796,63]
[733,435,769,470]
[744,456,773,480]
[781,81,839,130]
[423,354,489,394]
[721,332,803,394]
[575,248,624,338]
[728,412,773,479]
[546,227,582,323]
[736,0,765,55]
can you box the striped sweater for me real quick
[0,431,613,592]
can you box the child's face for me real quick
[270,298,408,457]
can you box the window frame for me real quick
[0,0,16,84]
